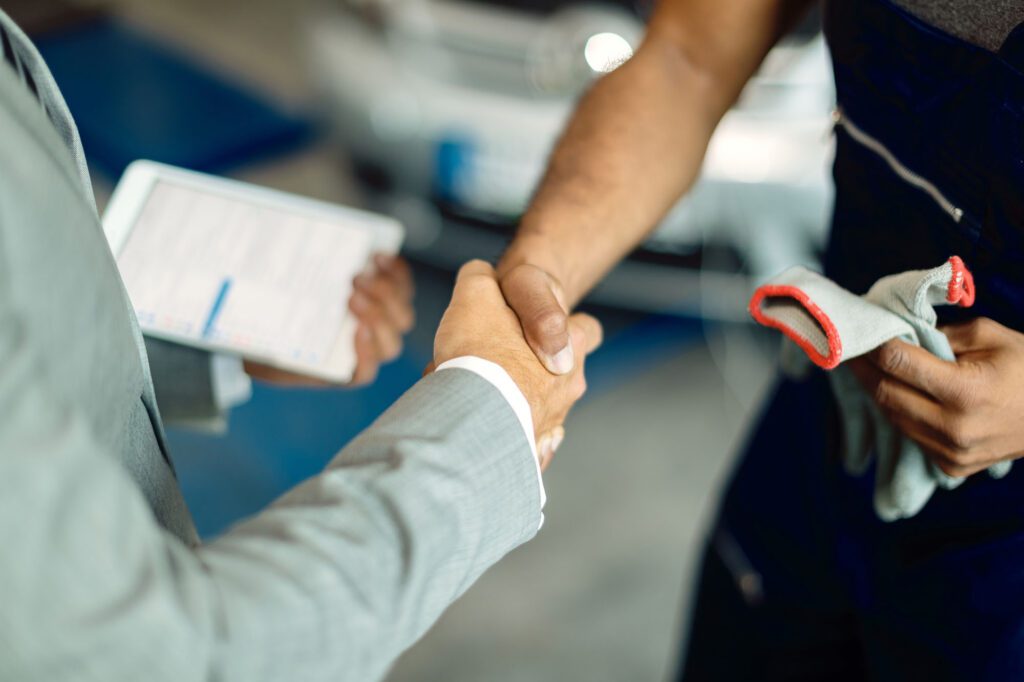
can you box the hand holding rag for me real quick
[750,257,1011,521]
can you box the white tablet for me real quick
[104,160,405,383]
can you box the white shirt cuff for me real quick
[210,353,253,411]
[435,356,546,530]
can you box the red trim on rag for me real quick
[749,285,844,370]
[947,256,976,307]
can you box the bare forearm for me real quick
[501,36,721,304]
[500,0,813,306]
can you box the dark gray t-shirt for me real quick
[896,0,1024,51]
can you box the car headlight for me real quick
[583,31,634,73]
[528,6,642,95]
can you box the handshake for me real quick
[249,256,601,469]
[433,260,603,469]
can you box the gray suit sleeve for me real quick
[0,287,542,681]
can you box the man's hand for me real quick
[435,260,603,469]
[849,318,1024,478]
[497,262,574,375]
[245,254,415,387]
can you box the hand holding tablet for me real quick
[243,253,414,387]
[104,161,408,384]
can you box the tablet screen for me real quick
[117,179,375,375]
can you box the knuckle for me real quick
[358,305,381,325]
[872,379,895,409]
[935,459,968,478]
[503,264,554,302]
[950,451,973,469]
[956,319,984,347]
[501,263,531,289]
[948,381,978,410]
[878,343,909,374]
[573,375,588,401]
[940,417,976,451]
[384,339,403,361]
[974,317,995,334]
[533,309,568,340]
[373,276,395,297]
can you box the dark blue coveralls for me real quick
[680,0,1024,679]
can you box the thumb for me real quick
[501,264,573,375]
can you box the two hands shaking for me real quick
[250,252,603,472]
[433,260,602,469]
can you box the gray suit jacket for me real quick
[0,12,540,681]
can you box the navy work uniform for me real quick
[681,1,1024,679]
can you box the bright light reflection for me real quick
[584,32,633,73]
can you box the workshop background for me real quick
[2,0,835,679]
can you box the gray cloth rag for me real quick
[750,256,1011,521]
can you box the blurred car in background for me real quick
[309,0,835,319]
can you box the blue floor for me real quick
[35,17,313,180]
[169,307,705,538]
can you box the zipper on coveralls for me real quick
[713,528,764,606]
[832,108,964,224]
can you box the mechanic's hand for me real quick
[245,254,415,387]
[434,260,603,470]
[498,262,575,375]
[849,317,1024,478]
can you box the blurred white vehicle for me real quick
[310,1,835,319]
